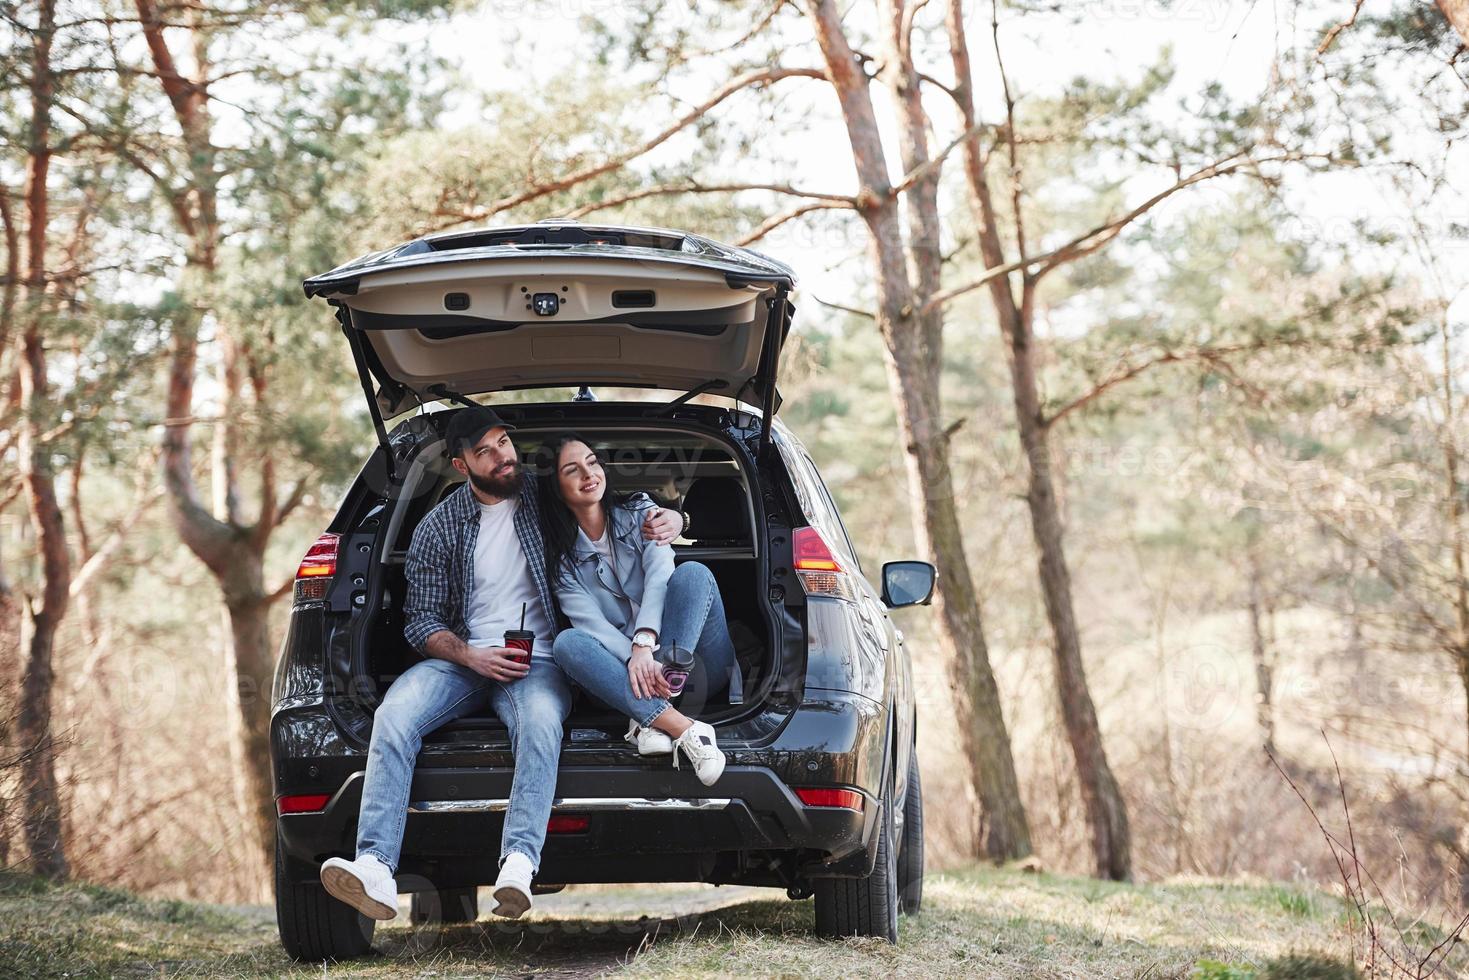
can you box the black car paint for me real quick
[270,401,917,890]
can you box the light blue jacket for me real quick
[552,497,675,663]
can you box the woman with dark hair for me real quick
[535,432,735,786]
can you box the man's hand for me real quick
[628,646,671,700]
[462,644,532,683]
[641,506,683,545]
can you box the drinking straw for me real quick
[519,602,526,632]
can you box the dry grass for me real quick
[627,869,1360,978]
[0,864,1376,979]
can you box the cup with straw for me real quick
[503,602,534,669]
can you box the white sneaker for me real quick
[672,720,726,786]
[320,853,398,921]
[491,851,535,919]
[626,719,674,756]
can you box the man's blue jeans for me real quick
[552,561,737,725]
[355,655,572,875]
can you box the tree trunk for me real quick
[802,0,1032,860]
[1437,0,1469,48]
[881,0,1030,861]
[1246,546,1276,757]
[1440,312,1468,757]
[135,0,279,873]
[947,0,1130,880]
[223,585,277,863]
[16,0,69,881]
[1005,307,1132,880]
[156,270,278,870]
[885,329,1032,859]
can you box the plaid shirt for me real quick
[402,474,556,655]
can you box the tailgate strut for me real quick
[756,288,793,459]
[336,305,398,481]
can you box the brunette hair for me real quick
[533,432,638,591]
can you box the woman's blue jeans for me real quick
[552,561,737,726]
[355,655,572,875]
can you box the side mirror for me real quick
[881,560,936,609]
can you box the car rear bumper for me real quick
[277,764,877,889]
[272,689,889,888]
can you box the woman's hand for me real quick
[628,645,671,699]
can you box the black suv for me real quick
[271,222,935,959]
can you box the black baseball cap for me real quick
[445,406,517,456]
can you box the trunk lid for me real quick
[304,222,796,418]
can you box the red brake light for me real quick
[795,788,865,812]
[294,533,340,602]
[297,533,340,578]
[792,527,856,600]
[546,815,589,834]
[793,526,842,571]
[277,793,331,815]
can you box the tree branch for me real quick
[553,180,856,222]
[264,575,296,606]
[1045,340,1293,428]
[68,485,163,601]
[435,66,827,229]
[811,295,876,320]
[1317,0,1368,56]
[923,152,1319,315]
[889,117,991,197]
[736,200,851,245]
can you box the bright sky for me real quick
[381,0,1464,329]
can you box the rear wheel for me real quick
[814,772,899,943]
[275,835,374,961]
[410,886,478,924]
[896,751,924,915]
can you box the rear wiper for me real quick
[645,379,728,417]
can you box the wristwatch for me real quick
[680,510,691,536]
[633,629,658,650]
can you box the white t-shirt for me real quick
[465,495,553,659]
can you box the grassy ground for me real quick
[0,865,1377,978]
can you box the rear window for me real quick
[777,437,862,572]
[384,423,756,556]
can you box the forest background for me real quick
[1,0,1467,943]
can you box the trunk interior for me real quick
[360,419,775,739]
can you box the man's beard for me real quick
[468,462,523,499]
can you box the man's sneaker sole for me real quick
[320,861,397,920]
[491,883,532,918]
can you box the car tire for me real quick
[813,770,899,943]
[896,751,924,915]
[275,833,375,961]
[410,886,478,924]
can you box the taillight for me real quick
[794,787,865,811]
[792,526,858,601]
[277,793,331,815]
[546,815,589,834]
[294,532,340,603]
